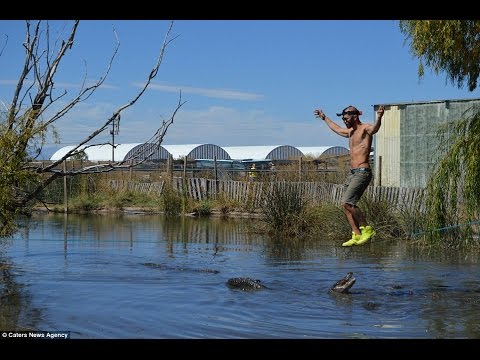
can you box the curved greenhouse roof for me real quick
[162,144,229,160]
[50,143,144,161]
[50,143,349,162]
[124,143,171,161]
[297,146,349,158]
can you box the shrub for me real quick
[261,181,306,232]
[161,184,182,216]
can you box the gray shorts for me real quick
[341,169,372,206]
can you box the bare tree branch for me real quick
[33,29,119,137]
[0,34,7,57]
[7,21,40,129]
[43,21,178,172]
[123,91,185,167]
[1,20,182,235]
[10,20,181,206]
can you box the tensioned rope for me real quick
[410,219,480,238]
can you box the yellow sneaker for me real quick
[355,226,376,245]
[342,232,361,247]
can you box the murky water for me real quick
[1,213,480,339]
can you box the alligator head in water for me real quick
[330,272,356,293]
[227,277,268,291]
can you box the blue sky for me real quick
[1,20,478,153]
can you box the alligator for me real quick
[227,277,269,291]
[227,273,355,293]
[142,262,220,274]
[330,272,356,293]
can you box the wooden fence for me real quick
[109,177,425,211]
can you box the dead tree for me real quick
[0,20,184,235]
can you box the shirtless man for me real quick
[314,105,385,246]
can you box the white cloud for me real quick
[0,79,117,90]
[55,81,119,90]
[46,101,121,145]
[0,80,19,85]
[139,82,264,101]
[40,101,345,148]
[117,106,346,147]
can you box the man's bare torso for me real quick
[348,124,372,168]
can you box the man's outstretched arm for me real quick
[368,105,385,135]
[314,109,349,138]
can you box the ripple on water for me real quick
[3,214,480,338]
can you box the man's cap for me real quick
[336,106,362,117]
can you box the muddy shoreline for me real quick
[32,206,264,219]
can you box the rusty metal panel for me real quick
[374,105,400,187]
[375,98,480,188]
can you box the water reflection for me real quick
[2,212,480,338]
[0,253,42,331]
[21,212,264,246]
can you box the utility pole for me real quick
[110,114,120,162]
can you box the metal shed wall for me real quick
[374,98,480,188]
[374,105,401,187]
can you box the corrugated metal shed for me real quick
[374,105,401,187]
[374,98,480,188]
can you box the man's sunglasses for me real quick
[336,110,360,117]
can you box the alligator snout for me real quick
[227,277,268,291]
[330,272,356,293]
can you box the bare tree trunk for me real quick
[0,20,184,236]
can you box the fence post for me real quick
[377,155,382,187]
[167,155,173,182]
[214,155,218,200]
[298,157,303,182]
[63,160,68,213]
[183,157,187,180]
[182,157,187,213]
